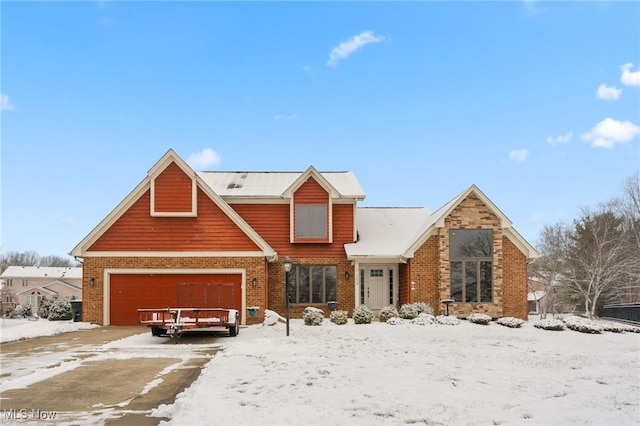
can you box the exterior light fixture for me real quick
[252,278,257,287]
[283,257,292,336]
[345,271,350,280]
[411,281,416,291]
[89,278,95,287]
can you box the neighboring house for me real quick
[528,291,547,314]
[0,266,82,312]
[71,149,538,326]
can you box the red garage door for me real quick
[110,273,242,325]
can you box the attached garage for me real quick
[107,271,243,325]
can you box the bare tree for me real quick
[39,255,78,268]
[530,224,569,319]
[1,251,78,274]
[563,208,628,318]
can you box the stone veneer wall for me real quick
[82,256,266,325]
[438,193,504,318]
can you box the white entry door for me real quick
[365,267,388,312]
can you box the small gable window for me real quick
[450,229,493,303]
[295,204,327,239]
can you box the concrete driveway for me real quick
[0,325,227,425]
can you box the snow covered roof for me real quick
[198,169,365,200]
[0,266,82,279]
[344,208,433,259]
[528,291,546,301]
[346,185,539,261]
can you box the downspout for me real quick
[407,261,412,304]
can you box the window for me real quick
[295,204,327,238]
[22,279,28,287]
[450,229,493,303]
[288,265,337,304]
[370,269,383,277]
[389,269,394,305]
[5,279,12,287]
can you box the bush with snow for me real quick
[435,315,460,325]
[534,318,566,331]
[600,321,640,333]
[303,307,324,326]
[38,296,52,319]
[9,305,25,319]
[411,313,435,326]
[386,317,405,325]
[329,310,348,325]
[468,313,492,325]
[399,302,434,319]
[378,306,398,322]
[562,316,603,334]
[353,305,374,324]
[496,317,525,328]
[47,298,73,321]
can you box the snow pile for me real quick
[0,318,98,343]
[386,317,405,325]
[468,313,492,325]
[563,316,603,334]
[496,317,525,328]
[263,309,285,326]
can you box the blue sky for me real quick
[2,1,639,258]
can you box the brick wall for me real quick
[267,257,354,318]
[82,256,266,325]
[502,237,528,319]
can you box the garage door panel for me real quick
[110,274,242,325]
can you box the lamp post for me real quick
[283,256,292,337]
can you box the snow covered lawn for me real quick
[0,318,98,343]
[156,317,640,426]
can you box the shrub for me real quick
[386,317,405,325]
[353,305,374,324]
[496,317,525,328]
[562,316,603,334]
[303,307,324,326]
[600,321,640,333]
[435,315,460,326]
[411,313,435,326]
[23,305,33,317]
[10,305,25,319]
[48,298,73,321]
[38,296,52,319]
[534,319,565,331]
[378,306,398,322]
[468,313,492,325]
[399,302,434,319]
[329,310,348,325]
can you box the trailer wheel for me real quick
[228,318,239,337]
[151,326,166,337]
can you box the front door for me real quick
[366,267,386,311]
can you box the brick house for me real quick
[70,149,538,325]
[0,266,82,312]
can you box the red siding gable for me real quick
[293,177,330,243]
[89,188,260,252]
[153,161,194,214]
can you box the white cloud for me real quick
[187,148,221,170]
[581,118,640,148]
[327,31,386,67]
[273,114,297,121]
[508,149,529,163]
[546,132,573,145]
[621,63,640,86]
[596,83,621,101]
[303,65,312,72]
[1,94,15,111]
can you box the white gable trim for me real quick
[149,149,198,217]
[71,149,276,260]
[282,166,339,199]
[402,185,538,260]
